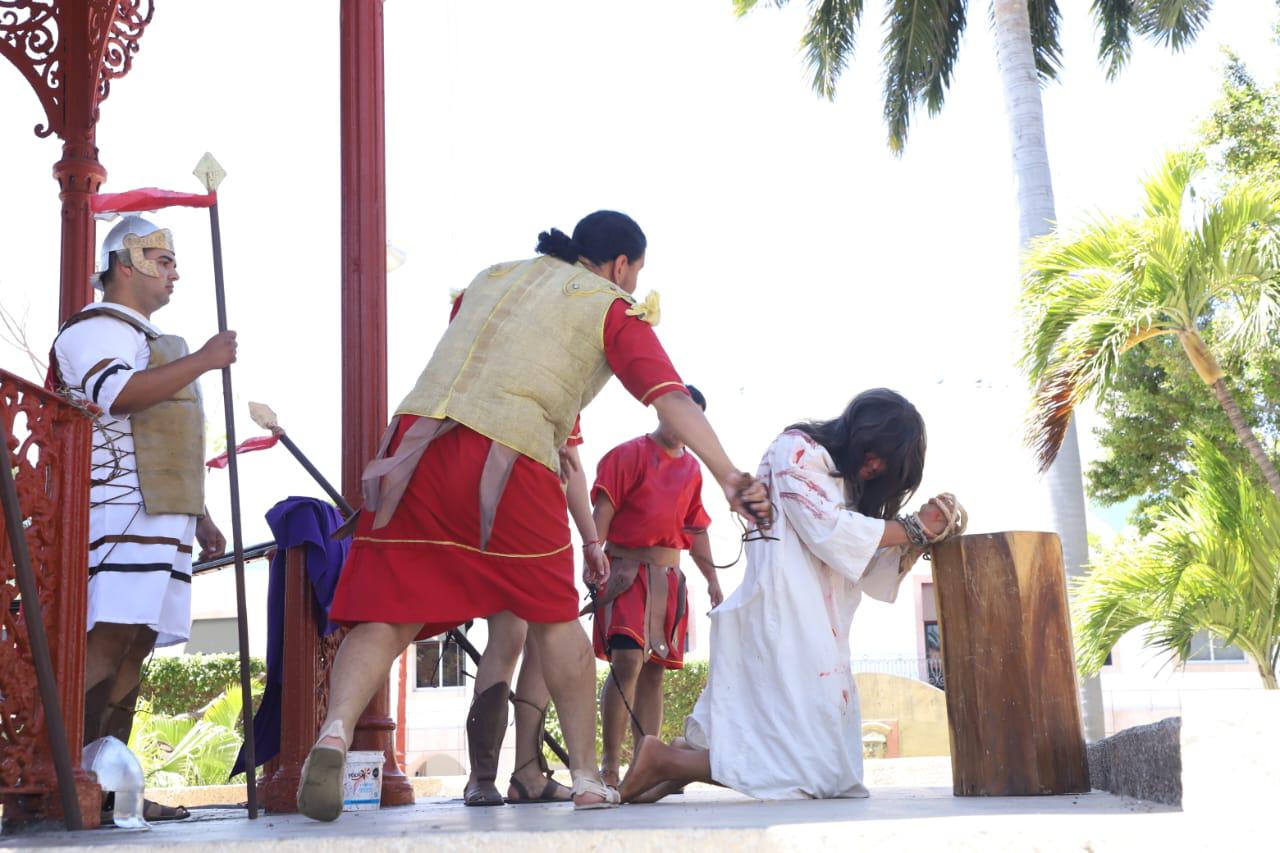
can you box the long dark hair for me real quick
[786,388,926,520]
[536,210,646,265]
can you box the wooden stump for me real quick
[930,531,1090,796]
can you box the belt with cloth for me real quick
[583,544,687,659]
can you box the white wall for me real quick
[1098,626,1268,736]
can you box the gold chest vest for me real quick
[55,306,206,517]
[396,256,633,471]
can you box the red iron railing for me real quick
[0,367,100,829]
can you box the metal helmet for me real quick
[91,215,174,292]
[82,735,150,830]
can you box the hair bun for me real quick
[535,228,580,263]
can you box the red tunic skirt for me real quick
[591,564,690,669]
[329,419,578,640]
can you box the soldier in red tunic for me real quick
[297,211,772,819]
[589,386,722,788]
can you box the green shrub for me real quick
[542,660,708,767]
[139,654,266,717]
[130,683,262,787]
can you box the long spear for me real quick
[193,152,258,819]
[247,402,355,517]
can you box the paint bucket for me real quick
[343,751,384,811]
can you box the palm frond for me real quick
[1091,0,1135,79]
[1142,150,1200,220]
[1073,537,1168,674]
[201,683,246,732]
[1193,181,1280,273]
[801,0,867,99]
[733,0,790,17]
[1135,0,1213,54]
[1074,434,1280,684]
[1027,0,1064,82]
[1024,311,1165,470]
[1020,152,1280,471]
[881,0,967,154]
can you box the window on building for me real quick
[923,621,944,690]
[415,632,466,688]
[1186,629,1246,663]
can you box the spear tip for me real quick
[248,401,280,432]
[193,152,227,192]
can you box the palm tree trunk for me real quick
[1207,378,1280,501]
[992,0,1105,741]
[1261,669,1277,690]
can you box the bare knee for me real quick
[484,613,528,662]
[639,660,665,683]
[607,649,644,686]
[86,623,143,683]
[124,627,158,664]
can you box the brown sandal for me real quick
[99,794,191,826]
[506,772,571,804]
[505,697,571,804]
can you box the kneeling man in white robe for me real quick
[621,388,965,801]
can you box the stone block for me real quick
[1086,716,1182,806]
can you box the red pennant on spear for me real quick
[192,152,259,820]
[205,402,355,518]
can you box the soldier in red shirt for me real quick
[589,386,722,788]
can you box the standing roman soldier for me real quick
[298,210,772,820]
[589,385,721,788]
[49,215,236,820]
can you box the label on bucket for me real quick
[343,750,385,811]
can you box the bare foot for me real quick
[620,736,669,802]
[601,765,621,788]
[629,779,684,804]
[318,734,345,751]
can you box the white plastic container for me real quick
[342,751,385,812]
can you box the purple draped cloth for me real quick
[232,496,348,778]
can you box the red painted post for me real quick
[258,549,319,812]
[53,138,105,324]
[340,0,413,807]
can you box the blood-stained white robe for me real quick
[684,429,911,799]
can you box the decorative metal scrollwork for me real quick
[90,0,154,123]
[0,0,61,138]
[0,368,91,794]
[0,0,154,139]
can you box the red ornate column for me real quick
[340,0,412,807]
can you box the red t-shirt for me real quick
[450,288,688,446]
[593,435,711,550]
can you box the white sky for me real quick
[3,0,1279,581]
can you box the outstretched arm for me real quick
[651,392,770,524]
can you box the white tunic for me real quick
[684,429,910,799]
[54,302,198,646]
